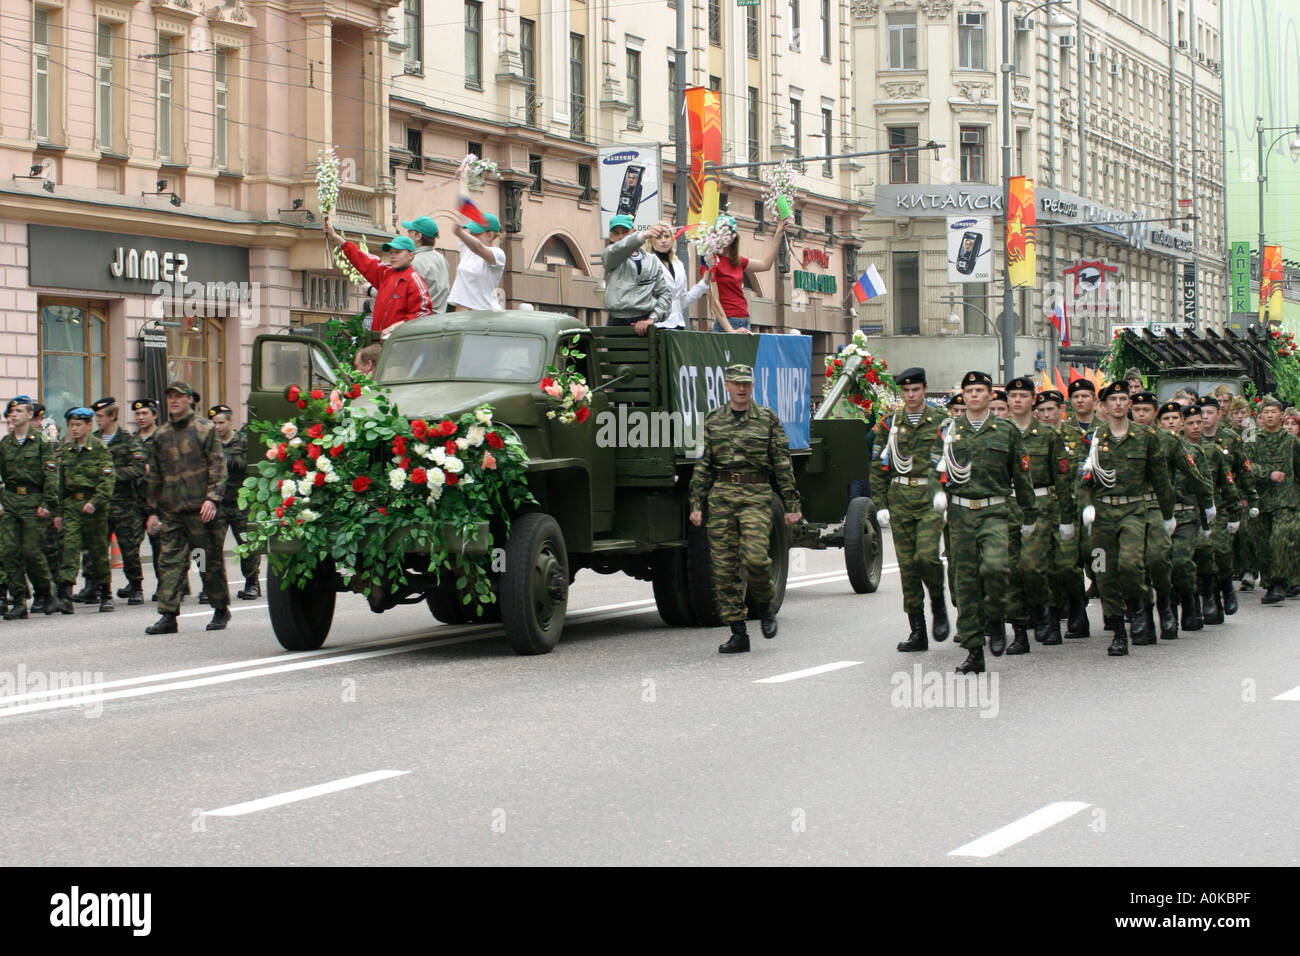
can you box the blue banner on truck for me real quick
[753,334,812,450]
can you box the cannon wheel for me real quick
[268,562,336,651]
[844,496,883,594]
[688,495,789,627]
[652,547,697,626]
[426,580,468,625]
[501,512,569,655]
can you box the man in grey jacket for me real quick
[601,215,671,327]
[398,215,450,313]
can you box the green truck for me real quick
[248,312,882,655]
[1092,326,1275,401]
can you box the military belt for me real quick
[10,486,28,495]
[1097,493,1156,505]
[892,476,925,486]
[724,472,767,484]
[950,495,1006,510]
[70,492,87,501]
[1174,503,1197,514]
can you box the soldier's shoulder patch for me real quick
[45,460,56,471]
[1020,453,1031,472]
[1058,457,1069,474]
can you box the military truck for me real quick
[248,313,882,655]
[1083,326,1276,401]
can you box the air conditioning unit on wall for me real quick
[1110,62,1123,76]
[1087,52,1100,65]
[1058,35,1076,49]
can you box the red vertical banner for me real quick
[1006,176,1037,287]
[684,87,721,228]
[1261,245,1284,324]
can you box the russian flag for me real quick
[852,264,887,303]
[1048,300,1070,347]
[458,194,489,228]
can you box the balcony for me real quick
[334,185,381,225]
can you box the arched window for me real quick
[533,234,582,270]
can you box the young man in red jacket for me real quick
[324,219,434,336]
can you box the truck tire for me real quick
[745,495,790,620]
[426,581,468,625]
[652,547,697,626]
[688,496,789,626]
[844,496,883,594]
[268,562,335,651]
[501,512,568,655]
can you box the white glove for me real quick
[876,509,890,529]
[1249,507,1260,519]
[1163,517,1176,536]
[1227,521,1240,535]
[1020,523,1037,538]
[1082,505,1096,529]
[1205,504,1217,523]
[1059,523,1075,541]
[1200,527,1212,540]
[933,490,948,513]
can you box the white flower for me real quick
[297,478,314,497]
[300,509,319,522]
[280,422,299,440]
[315,457,333,474]
[466,425,486,448]
[475,408,493,425]
[455,437,469,451]
[413,442,430,458]
[430,446,447,465]
[388,468,407,490]
[444,457,464,474]
[289,437,304,447]
[546,410,556,420]
[460,475,475,486]
[428,468,446,486]
[426,486,443,504]
[325,471,341,483]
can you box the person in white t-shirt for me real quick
[449,212,506,312]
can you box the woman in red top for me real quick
[705,215,787,333]
[324,218,433,337]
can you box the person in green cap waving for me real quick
[601,215,671,327]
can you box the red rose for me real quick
[445,440,458,455]
[575,405,591,424]
[825,367,834,379]
[283,496,295,508]
[393,436,407,457]
[286,385,301,402]
[347,384,362,399]
[540,377,554,389]
[446,473,459,486]
[351,476,372,493]
[880,359,888,369]
[486,431,504,449]
[276,444,288,462]
[834,358,843,368]
[296,400,308,410]
[292,459,308,476]
[411,419,428,440]
[313,472,326,487]
[378,507,388,516]
[306,443,322,459]
[438,419,457,437]
[410,467,428,484]
[310,389,324,400]
[306,424,324,439]
[329,444,343,458]
[399,456,411,471]
[275,506,285,518]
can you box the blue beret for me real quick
[64,407,94,421]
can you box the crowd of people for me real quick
[873,366,1297,673]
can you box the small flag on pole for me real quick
[852,264,888,303]
[458,194,489,228]
[1047,300,1071,347]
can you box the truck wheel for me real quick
[652,547,697,626]
[686,516,723,627]
[844,496,882,594]
[426,580,468,625]
[501,512,568,655]
[746,495,790,620]
[268,562,335,651]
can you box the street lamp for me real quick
[1257,116,1300,321]
[1000,0,1075,381]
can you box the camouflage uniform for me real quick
[689,393,800,628]
[1244,426,1300,593]
[0,428,58,608]
[137,428,164,591]
[80,428,147,596]
[146,408,230,615]
[1010,417,1075,642]
[216,431,261,588]
[1058,413,1098,634]
[1205,423,1257,584]
[57,435,115,589]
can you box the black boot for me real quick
[145,612,178,635]
[55,583,74,615]
[1031,604,1052,643]
[3,599,27,621]
[1201,575,1223,625]
[97,584,114,612]
[198,591,210,605]
[116,582,133,598]
[72,580,97,604]
[1220,579,1238,615]
[237,577,261,600]
[206,607,232,631]
[1238,572,1256,592]
[1066,588,1091,638]
[955,646,985,674]
[1181,589,1203,630]
[1127,597,1152,645]
[1262,583,1287,604]
[1287,584,1300,598]
[1157,591,1178,640]
[1106,616,1129,656]
[719,621,750,654]
[42,586,59,616]
[985,619,1006,657]
[930,594,950,642]
[897,611,928,652]
[0,592,7,616]
[121,581,144,606]
[1042,609,1063,645]
[758,603,778,639]
[1006,621,1031,655]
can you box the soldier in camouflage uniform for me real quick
[0,398,59,618]
[1199,395,1256,610]
[1155,401,1219,635]
[1004,378,1075,653]
[1245,395,1300,604]
[932,371,1038,675]
[143,382,231,635]
[55,407,116,613]
[1181,404,1242,624]
[874,367,949,652]
[1079,383,1175,656]
[210,404,261,600]
[689,364,802,654]
[1060,379,1100,639]
[79,398,148,605]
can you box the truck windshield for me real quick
[380,333,547,383]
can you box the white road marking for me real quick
[179,604,268,619]
[1273,685,1300,701]
[754,661,864,683]
[947,801,1092,858]
[202,770,409,817]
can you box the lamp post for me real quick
[942,295,1002,374]
[1000,0,1075,382]
[1256,116,1300,321]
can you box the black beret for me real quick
[1180,404,1202,419]
[948,392,966,407]
[1005,376,1036,395]
[1068,379,1096,395]
[895,367,926,387]
[1098,382,1129,402]
[1034,390,1064,407]
[960,371,993,389]
[30,402,44,415]
[208,404,233,418]
[1198,395,1220,410]
[90,396,116,412]
[1158,401,1183,417]
[131,398,159,411]
[992,389,1008,403]
[1130,390,1159,408]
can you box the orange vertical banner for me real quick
[685,87,721,228]
[1006,176,1037,287]
[1261,245,1284,324]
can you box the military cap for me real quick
[1158,400,1183,418]
[4,398,29,415]
[1123,366,1144,383]
[948,392,966,407]
[1067,378,1096,395]
[1180,403,1202,419]
[992,388,1008,403]
[724,363,754,383]
[131,398,158,412]
[64,406,93,422]
[164,380,194,397]
[1005,376,1036,395]
[1198,395,1220,410]
[895,367,926,387]
[30,402,44,415]
[960,370,993,389]
[1098,382,1129,402]
[1259,394,1285,410]
[90,396,116,412]
[1034,389,1063,408]
[208,404,233,418]
[1130,390,1159,408]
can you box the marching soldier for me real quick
[85,397,147,605]
[1079,383,1174,656]
[689,364,802,654]
[1004,378,1075,652]
[55,407,116,613]
[1181,403,1241,627]
[143,382,230,634]
[1245,395,1300,604]
[1059,380,1099,639]
[1199,395,1257,605]
[933,371,1038,675]
[873,368,949,652]
[132,397,188,601]
[0,398,59,618]
[210,404,261,600]
[1155,401,1216,635]
[1032,389,1078,632]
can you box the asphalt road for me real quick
[0,539,1297,867]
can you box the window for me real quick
[406,127,423,171]
[465,1,482,87]
[627,48,642,125]
[403,0,422,71]
[570,34,585,140]
[468,140,483,162]
[886,13,917,69]
[960,126,985,182]
[33,7,51,142]
[166,316,225,409]
[747,5,759,58]
[709,0,721,46]
[157,35,173,162]
[821,108,833,176]
[893,253,919,334]
[888,125,918,184]
[97,20,114,150]
[958,12,985,70]
[578,163,592,201]
[788,0,801,51]
[1013,25,1028,75]
[1016,128,1028,177]
[747,86,760,179]
[708,74,721,92]
[214,49,230,170]
[520,19,537,126]
[820,0,831,60]
[963,284,989,334]
[528,153,543,195]
[40,301,107,425]
[754,199,766,231]
[790,96,802,168]
[824,214,834,237]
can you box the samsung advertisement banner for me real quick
[946,216,992,283]
[598,145,662,233]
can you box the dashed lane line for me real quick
[947,802,1092,859]
[753,660,865,683]
[201,770,410,817]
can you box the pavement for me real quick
[0,539,1297,866]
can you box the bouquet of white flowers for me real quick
[761,161,797,220]
[316,147,341,267]
[691,216,738,266]
[461,153,498,191]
